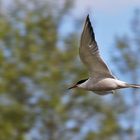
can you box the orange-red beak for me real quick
[68,84,77,90]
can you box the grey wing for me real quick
[79,15,115,79]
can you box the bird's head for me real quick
[68,79,88,90]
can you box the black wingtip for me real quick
[86,14,90,21]
[84,14,95,40]
[86,14,92,25]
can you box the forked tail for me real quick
[126,84,140,88]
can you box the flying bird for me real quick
[68,15,140,95]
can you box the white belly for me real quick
[87,78,126,93]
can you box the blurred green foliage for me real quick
[0,0,139,140]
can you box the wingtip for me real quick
[86,14,91,24]
[86,14,90,20]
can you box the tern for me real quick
[68,15,140,95]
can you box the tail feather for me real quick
[126,84,140,88]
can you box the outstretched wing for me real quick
[79,15,115,79]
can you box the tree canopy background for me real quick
[0,0,140,140]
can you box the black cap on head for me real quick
[68,79,87,90]
[77,79,88,84]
